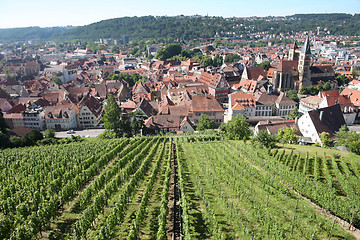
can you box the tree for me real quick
[288,107,301,120]
[102,95,123,137]
[220,114,251,140]
[52,77,62,86]
[43,129,56,138]
[254,130,277,148]
[155,43,182,60]
[286,90,299,103]
[256,61,271,71]
[335,73,350,86]
[0,110,8,133]
[213,54,223,68]
[277,127,298,144]
[319,132,332,148]
[323,82,331,91]
[27,129,43,141]
[130,46,139,56]
[224,53,240,63]
[196,114,215,131]
[352,69,358,79]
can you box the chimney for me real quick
[319,111,324,121]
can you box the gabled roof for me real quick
[144,115,182,130]
[243,66,267,80]
[138,98,157,117]
[307,104,346,138]
[275,92,296,105]
[11,126,32,137]
[276,60,298,73]
[198,72,227,89]
[160,95,175,107]
[255,91,278,105]
[230,92,256,111]
[340,88,360,106]
[133,82,150,94]
[180,116,195,131]
[256,120,300,135]
[190,95,224,112]
[310,65,334,74]
[78,95,103,117]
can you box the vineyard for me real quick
[0,136,359,239]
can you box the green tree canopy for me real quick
[288,107,301,120]
[256,61,271,71]
[224,53,240,63]
[220,114,251,140]
[286,90,299,103]
[319,132,332,148]
[155,43,182,60]
[102,95,123,137]
[43,129,56,138]
[254,130,277,148]
[51,77,62,86]
[277,127,298,144]
[196,114,215,131]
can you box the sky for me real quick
[0,0,359,29]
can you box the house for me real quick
[24,61,40,77]
[0,98,12,112]
[23,107,46,130]
[254,119,298,136]
[254,91,277,117]
[340,88,360,107]
[299,96,323,114]
[3,113,24,129]
[77,95,103,129]
[348,80,360,90]
[144,115,195,134]
[45,105,77,130]
[188,95,224,126]
[136,98,157,117]
[198,72,229,102]
[241,66,267,80]
[228,92,256,120]
[317,90,357,125]
[274,92,297,118]
[298,104,346,144]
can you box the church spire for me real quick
[302,36,311,55]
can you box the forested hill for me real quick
[1,13,359,42]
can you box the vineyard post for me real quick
[328,219,336,240]
[349,206,356,230]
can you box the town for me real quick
[1,25,359,145]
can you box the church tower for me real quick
[288,42,298,61]
[298,36,312,91]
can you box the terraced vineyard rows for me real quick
[177,139,359,239]
[0,136,359,239]
[272,148,360,228]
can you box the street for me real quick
[55,129,105,138]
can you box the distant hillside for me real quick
[0,14,359,43]
[0,27,66,42]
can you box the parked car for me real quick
[67,129,75,134]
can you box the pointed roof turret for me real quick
[302,36,311,55]
[290,42,298,50]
